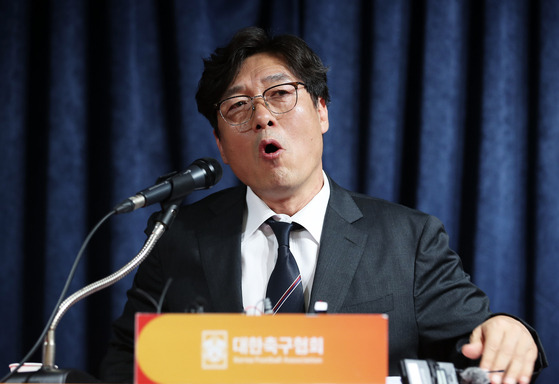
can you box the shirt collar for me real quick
[243,171,330,243]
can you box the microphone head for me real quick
[459,367,490,384]
[193,157,222,188]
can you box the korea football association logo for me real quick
[201,330,228,369]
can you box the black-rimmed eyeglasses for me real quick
[214,82,306,127]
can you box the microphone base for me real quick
[6,368,99,383]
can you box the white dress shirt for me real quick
[241,171,330,314]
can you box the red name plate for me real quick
[135,313,388,384]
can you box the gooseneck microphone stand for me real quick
[8,202,181,383]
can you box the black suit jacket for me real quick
[101,177,545,381]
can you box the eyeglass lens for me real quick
[219,83,300,126]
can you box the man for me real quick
[101,27,546,383]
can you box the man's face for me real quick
[214,53,329,212]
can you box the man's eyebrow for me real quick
[262,73,291,84]
[220,73,293,100]
[221,85,245,100]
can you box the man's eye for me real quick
[228,100,248,112]
[267,89,292,99]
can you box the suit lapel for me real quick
[194,180,367,314]
[309,179,368,313]
[198,187,246,312]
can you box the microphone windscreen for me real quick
[459,367,490,384]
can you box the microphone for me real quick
[400,359,492,384]
[114,158,222,214]
[458,367,490,384]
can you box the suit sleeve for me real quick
[412,215,491,364]
[413,216,547,374]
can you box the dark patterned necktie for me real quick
[265,218,305,314]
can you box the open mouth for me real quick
[265,143,279,153]
[260,139,283,158]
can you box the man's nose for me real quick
[251,95,268,109]
[251,97,274,129]
[252,96,273,114]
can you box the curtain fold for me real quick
[0,1,557,382]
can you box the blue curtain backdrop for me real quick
[1,0,557,382]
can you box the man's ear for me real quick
[317,97,329,134]
[214,129,229,164]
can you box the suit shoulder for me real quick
[344,189,436,227]
[145,185,246,233]
[181,185,246,212]
[350,190,426,214]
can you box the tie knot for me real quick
[265,218,301,247]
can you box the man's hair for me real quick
[196,27,330,135]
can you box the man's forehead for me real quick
[224,73,292,96]
[221,54,295,98]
